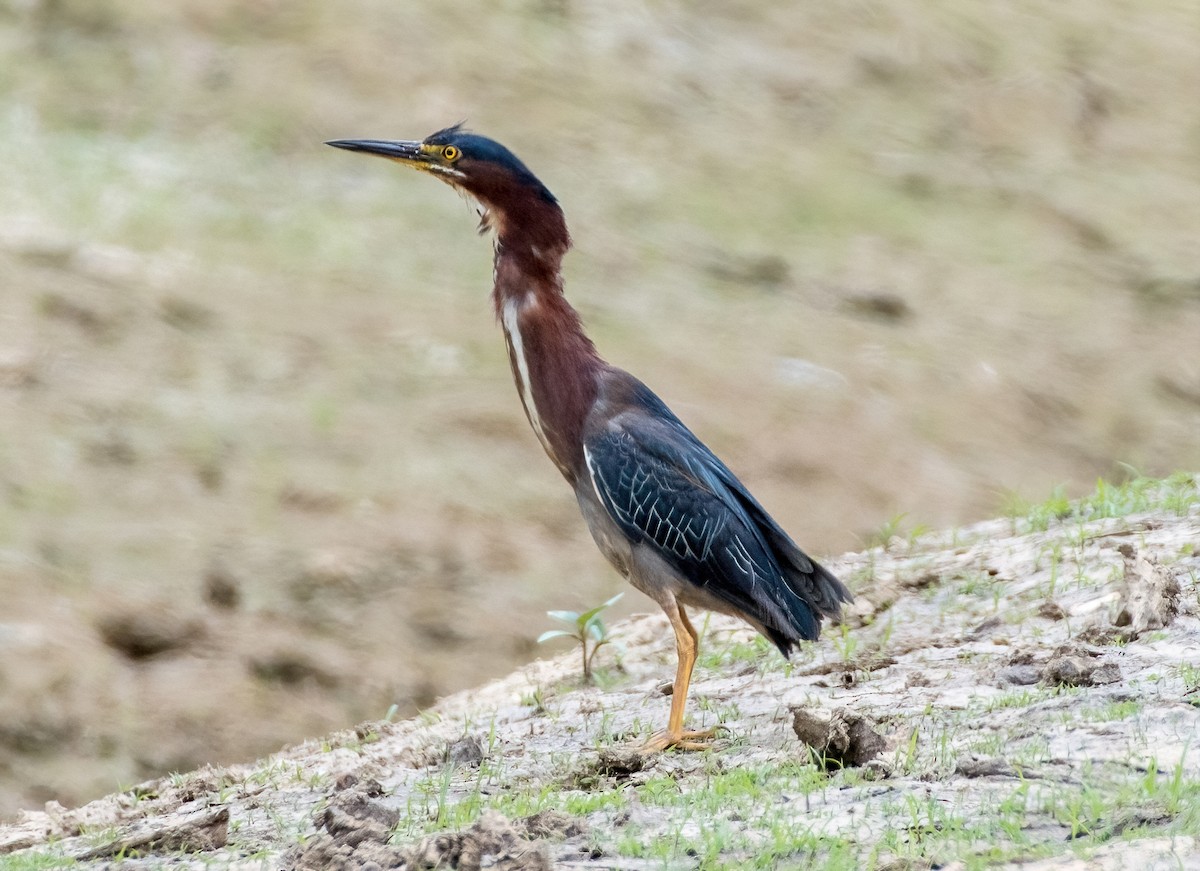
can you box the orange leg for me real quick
[639,600,722,752]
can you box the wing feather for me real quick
[583,386,849,651]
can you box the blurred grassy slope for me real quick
[0,0,1198,814]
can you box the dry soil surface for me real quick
[2,497,1198,869]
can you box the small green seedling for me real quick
[537,592,624,683]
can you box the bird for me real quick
[327,125,852,752]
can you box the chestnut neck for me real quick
[487,196,605,483]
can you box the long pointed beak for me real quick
[325,139,426,165]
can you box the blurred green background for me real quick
[1,0,1198,817]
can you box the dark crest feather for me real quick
[424,121,468,145]
[422,124,558,206]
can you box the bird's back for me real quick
[580,368,851,655]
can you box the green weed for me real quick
[537,593,624,683]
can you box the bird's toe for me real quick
[636,725,725,754]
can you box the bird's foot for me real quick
[637,725,725,754]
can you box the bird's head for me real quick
[327,124,565,252]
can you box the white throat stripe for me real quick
[502,296,553,456]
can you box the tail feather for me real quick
[761,558,847,656]
[730,489,852,651]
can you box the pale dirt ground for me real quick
[1,497,1197,868]
[2,0,1200,821]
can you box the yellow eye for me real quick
[443,145,460,161]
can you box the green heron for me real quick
[328,126,851,751]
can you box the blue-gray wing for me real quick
[583,385,849,652]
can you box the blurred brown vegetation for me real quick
[0,0,1197,818]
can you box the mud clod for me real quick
[284,803,580,871]
[802,650,896,678]
[790,706,887,769]
[333,774,383,795]
[1075,624,1126,645]
[1040,641,1120,687]
[445,735,485,767]
[996,665,1042,686]
[74,806,228,860]
[966,616,1002,640]
[1113,544,1181,638]
[904,571,941,591]
[955,756,1015,778]
[521,809,586,840]
[591,747,650,778]
[399,811,558,871]
[316,787,400,847]
[1037,601,1066,621]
